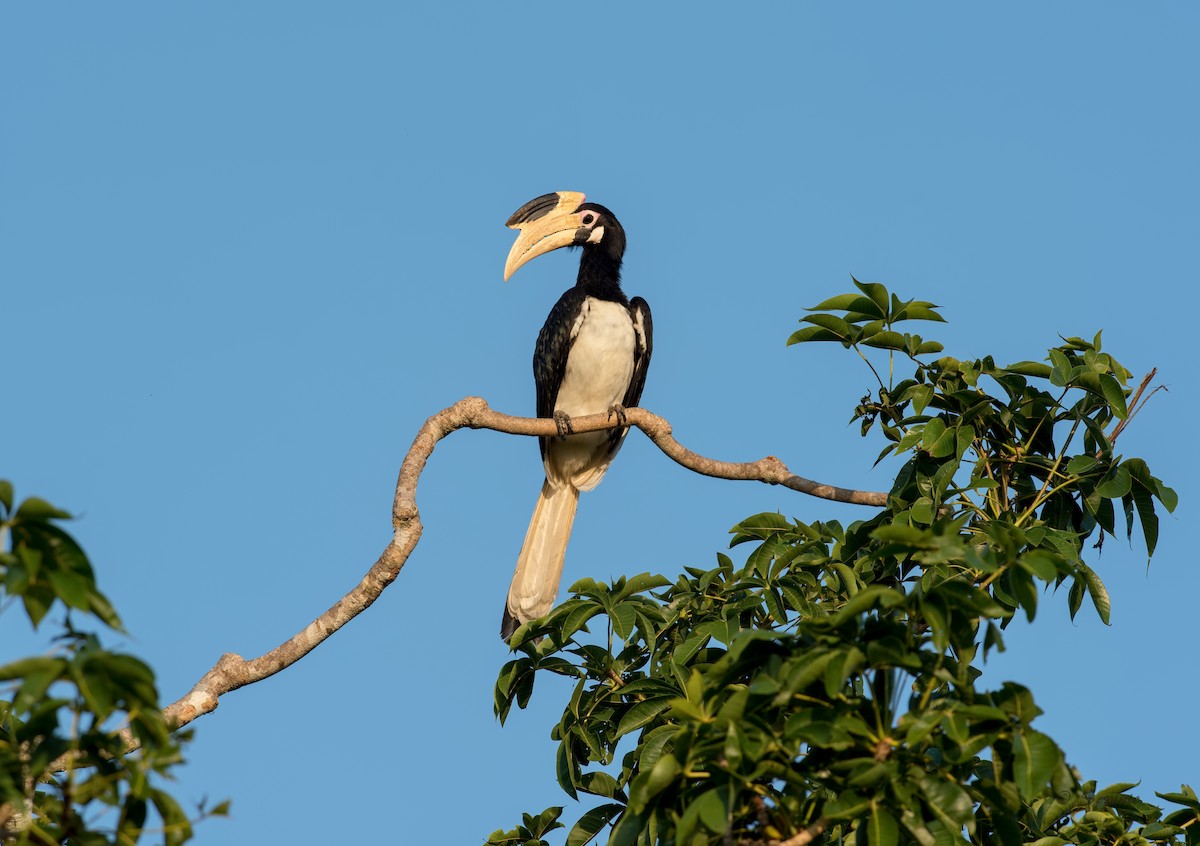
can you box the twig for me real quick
[773,816,829,846]
[76,398,888,760]
[1108,368,1164,446]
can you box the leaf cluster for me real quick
[489,284,1187,846]
[1,483,225,845]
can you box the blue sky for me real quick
[3,4,1197,843]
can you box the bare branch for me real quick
[774,817,829,846]
[1108,368,1165,446]
[108,398,888,753]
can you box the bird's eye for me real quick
[582,213,595,226]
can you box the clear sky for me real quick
[3,4,1197,844]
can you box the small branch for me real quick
[773,816,829,846]
[1108,368,1163,447]
[88,398,887,759]
[478,404,888,506]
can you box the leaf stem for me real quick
[1015,415,1081,526]
[854,345,886,390]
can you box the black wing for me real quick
[532,286,587,461]
[606,296,653,452]
[623,296,653,409]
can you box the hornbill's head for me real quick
[503,191,626,281]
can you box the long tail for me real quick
[501,479,580,640]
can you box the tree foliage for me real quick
[490,281,1188,846]
[0,483,224,845]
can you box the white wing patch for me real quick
[632,304,648,356]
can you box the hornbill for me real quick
[500,191,652,640]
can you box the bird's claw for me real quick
[553,411,574,439]
[607,404,628,426]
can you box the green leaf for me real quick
[610,603,637,641]
[862,331,908,352]
[801,313,861,343]
[1007,566,1038,622]
[634,725,678,777]
[578,772,624,800]
[919,418,946,453]
[671,632,710,668]
[21,590,53,628]
[809,293,864,311]
[903,709,943,746]
[1155,786,1200,810]
[614,573,670,602]
[1013,728,1061,799]
[1095,464,1131,499]
[954,424,974,461]
[615,698,673,739]
[1098,372,1128,418]
[561,602,602,641]
[788,325,846,345]
[566,804,624,846]
[1096,781,1142,798]
[1125,458,1163,556]
[908,385,935,415]
[929,427,957,459]
[0,480,12,513]
[894,304,947,324]
[556,738,579,800]
[87,589,125,631]
[730,511,792,544]
[14,496,72,520]
[151,788,193,846]
[823,646,865,697]
[1154,480,1178,513]
[854,278,890,314]
[47,568,91,610]
[1048,349,1072,386]
[1017,550,1059,583]
[695,787,729,833]
[630,752,680,812]
[536,657,581,678]
[831,586,905,625]
[869,806,900,846]
[911,497,934,525]
[919,774,975,828]
[824,790,871,820]
[1066,455,1098,475]
[1005,361,1053,378]
[14,662,68,711]
[1068,576,1085,621]
[608,807,649,846]
[529,806,565,837]
[1076,562,1111,625]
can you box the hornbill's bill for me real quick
[500,191,652,641]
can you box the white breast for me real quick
[545,297,636,491]
[554,298,636,418]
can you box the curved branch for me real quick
[126,398,889,747]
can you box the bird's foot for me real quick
[607,403,628,426]
[553,410,574,439]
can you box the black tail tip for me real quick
[500,607,519,641]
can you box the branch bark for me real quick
[120,398,889,750]
[775,817,829,846]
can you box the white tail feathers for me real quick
[501,480,580,639]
